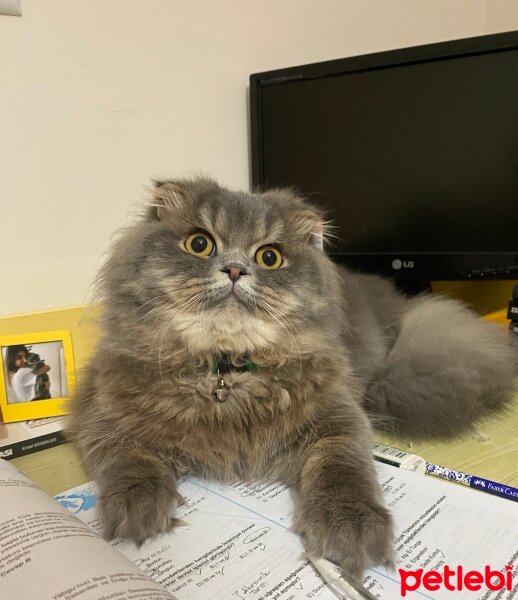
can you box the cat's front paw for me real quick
[294,492,394,579]
[99,478,183,546]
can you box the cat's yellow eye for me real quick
[185,232,215,257]
[255,246,283,270]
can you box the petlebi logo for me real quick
[399,564,514,596]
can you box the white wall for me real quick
[1,0,517,316]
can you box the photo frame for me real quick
[0,330,76,423]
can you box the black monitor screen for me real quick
[253,37,518,260]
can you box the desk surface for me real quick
[5,302,518,494]
[11,399,518,497]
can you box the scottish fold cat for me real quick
[68,177,515,577]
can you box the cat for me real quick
[67,176,516,578]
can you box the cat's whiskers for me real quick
[254,296,303,380]
[260,295,301,320]
[137,282,209,317]
[261,301,300,344]
[256,294,301,339]
[155,292,205,379]
[131,290,178,314]
[154,312,177,377]
[159,292,204,347]
[260,290,300,312]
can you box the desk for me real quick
[4,303,518,494]
[11,398,518,497]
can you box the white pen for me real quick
[308,556,377,600]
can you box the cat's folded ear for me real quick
[147,177,220,222]
[295,207,325,250]
[292,203,330,251]
[269,188,329,251]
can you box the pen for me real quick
[308,555,377,600]
[373,442,518,504]
[425,463,518,503]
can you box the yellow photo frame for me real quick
[0,330,76,423]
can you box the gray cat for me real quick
[67,177,516,578]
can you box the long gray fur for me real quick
[67,176,516,578]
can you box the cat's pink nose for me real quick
[221,264,247,282]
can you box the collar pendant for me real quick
[212,368,230,402]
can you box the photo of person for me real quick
[2,341,68,404]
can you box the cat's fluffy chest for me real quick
[121,367,319,482]
[89,349,355,483]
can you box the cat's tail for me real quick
[365,295,517,439]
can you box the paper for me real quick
[0,460,176,600]
[0,1,22,17]
[58,464,518,600]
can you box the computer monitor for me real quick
[250,32,518,292]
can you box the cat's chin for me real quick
[174,302,283,355]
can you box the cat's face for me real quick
[106,178,338,356]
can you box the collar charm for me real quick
[212,368,230,402]
[210,353,256,402]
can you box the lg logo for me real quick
[392,259,415,270]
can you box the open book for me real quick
[1,458,517,600]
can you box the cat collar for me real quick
[211,353,257,402]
